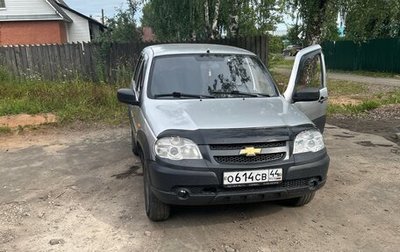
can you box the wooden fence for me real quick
[0,36,268,83]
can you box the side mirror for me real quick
[117,88,139,106]
[292,87,320,102]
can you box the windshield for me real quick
[148,54,278,99]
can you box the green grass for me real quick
[269,55,294,69]
[0,80,126,125]
[328,90,400,115]
[327,79,368,96]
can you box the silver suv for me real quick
[117,44,330,221]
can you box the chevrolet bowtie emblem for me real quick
[239,147,262,156]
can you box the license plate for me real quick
[223,169,282,186]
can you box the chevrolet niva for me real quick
[117,44,330,221]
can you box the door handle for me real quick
[319,96,328,103]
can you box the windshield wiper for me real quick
[211,90,271,97]
[154,92,215,99]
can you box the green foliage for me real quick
[285,0,339,45]
[268,55,292,69]
[268,35,284,53]
[0,80,126,124]
[286,24,303,45]
[97,1,141,43]
[342,0,400,40]
[141,0,283,41]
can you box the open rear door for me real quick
[283,45,328,132]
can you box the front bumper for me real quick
[148,151,330,206]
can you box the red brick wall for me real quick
[0,21,68,45]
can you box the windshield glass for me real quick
[148,54,278,99]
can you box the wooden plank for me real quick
[77,42,85,80]
[14,46,23,79]
[19,45,29,81]
[33,45,44,80]
[255,36,261,61]
[65,43,73,79]
[25,45,33,79]
[262,36,268,65]
[7,47,18,78]
[83,42,93,81]
[45,45,54,81]
[72,43,81,79]
[54,45,64,80]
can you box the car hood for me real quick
[144,97,312,137]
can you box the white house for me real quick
[0,0,106,45]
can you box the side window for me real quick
[136,59,148,97]
[295,52,323,92]
[135,61,144,93]
[133,55,143,88]
[132,55,146,98]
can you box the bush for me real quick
[269,35,284,54]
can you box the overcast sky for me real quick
[64,0,131,20]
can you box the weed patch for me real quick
[0,126,11,134]
[0,80,126,125]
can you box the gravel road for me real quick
[0,125,399,251]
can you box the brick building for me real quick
[0,0,106,45]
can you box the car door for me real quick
[283,45,328,132]
[129,54,146,135]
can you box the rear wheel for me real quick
[282,192,316,207]
[140,151,170,221]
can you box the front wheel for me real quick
[140,151,170,221]
[282,192,316,207]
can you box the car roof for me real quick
[146,44,255,57]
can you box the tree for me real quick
[285,0,338,45]
[286,24,302,45]
[141,0,283,41]
[97,0,141,43]
[342,0,400,40]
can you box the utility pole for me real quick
[101,9,105,25]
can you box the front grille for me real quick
[210,141,286,150]
[283,179,309,188]
[219,178,314,191]
[214,152,285,164]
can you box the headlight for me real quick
[155,136,202,160]
[293,130,325,154]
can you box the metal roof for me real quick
[53,1,106,28]
[0,0,105,28]
[46,0,72,22]
[147,44,255,57]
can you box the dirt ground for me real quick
[328,104,400,145]
[0,124,399,252]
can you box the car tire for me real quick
[140,151,170,221]
[282,192,315,207]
